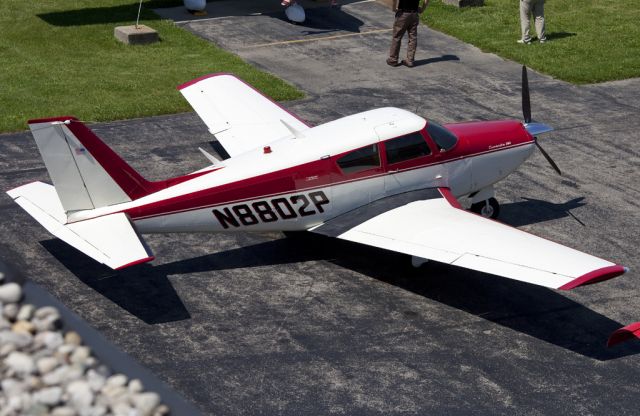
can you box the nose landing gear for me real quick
[470,197,500,219]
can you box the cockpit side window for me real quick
[385,132,431,165]
[337,144,380,174]
[426,121,458,152]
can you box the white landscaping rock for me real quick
[5,351,35,375]
[3,302,19,320]
[51,406,77,416]
[66,380,94,410]
[17,303,35,321]
[37,356,60,375]
[33,386,63,406]
[0,283,22,303]
[131,392,161,416]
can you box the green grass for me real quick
[423,0,640,84]
[0,0,304,133]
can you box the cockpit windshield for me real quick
[426,121,458,152]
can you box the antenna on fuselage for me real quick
[280,119,306,139]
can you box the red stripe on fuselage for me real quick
[122,138,533,222]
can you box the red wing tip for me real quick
[558,265,628,291]
[115,256,155,270]
[607,322,640,348]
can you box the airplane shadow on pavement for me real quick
[41,196,636,361]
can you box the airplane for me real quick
[6,67,634,344]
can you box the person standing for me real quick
[387,0,428,68]
[518,0,546,44]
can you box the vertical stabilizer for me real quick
[28,117,156,213]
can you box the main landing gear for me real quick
[470,197,500,219]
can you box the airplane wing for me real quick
[178,74,310,158]
[310,188,626,290]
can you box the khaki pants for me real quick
[389,11,419,63]
[520,0,545,41]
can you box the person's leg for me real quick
[533,0,546,42]
[519,0,533,42]
[405,13,419,64]
[389,12,408,64]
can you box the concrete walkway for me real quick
[2,1,640,414]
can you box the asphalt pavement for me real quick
[2,0,640,414]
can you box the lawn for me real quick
[0,0,304,133]
[423,0,640,84]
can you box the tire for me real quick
[470,197,500,219]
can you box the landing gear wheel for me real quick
[470,197,500,219]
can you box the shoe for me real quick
[517,39,531,44]
[401,59,414,68]
[386,59,400,67]
[539,38,546,43]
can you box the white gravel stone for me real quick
[33,314,61,332]
[35,331,65,351]
[0,271,5,282]
[51,407,77,416]
[1,378,25,397]
[0,341,16,357]
[17,303,35,321]
[3,302,19,321]
[33,386,63,406]
[70,346,91,365]
[111,402,135,416]
[12,320,36,334]
[0,283,22,303]
[131,392,161,416]
[36,356,59,375]
[153,404,170,416]
[26,402,49,416]
[66,380,94,410]
[128,378,144,394]
[0,329,33,348]
[0,316,11,330]
[5,351,36,375]
[34,305,60,320]
[106,373,128,388]
[86,369,106,392]
[64,331,82,346]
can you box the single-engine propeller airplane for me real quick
[7,67,630,301]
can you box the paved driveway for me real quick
[2,1,640,414]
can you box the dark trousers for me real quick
[389,11,419,63]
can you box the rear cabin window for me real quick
[426,121,458,152]
[385,132,431,165]
[337,144,380,174]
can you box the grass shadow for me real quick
[38,3,162,27]
[545,31,577,41]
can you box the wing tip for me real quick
[176,73,233,90]
[607,322,640,348]
[114,256,155,270]
[558,265,628,291]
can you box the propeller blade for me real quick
[535,140,562,175]
[522,66,532,124]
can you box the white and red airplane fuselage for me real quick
[63,108,532,235]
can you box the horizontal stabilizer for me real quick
[7,182,153,270]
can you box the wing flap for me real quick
[313,188,625,289]
[7,182,153,270]
[179,74,309,157]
